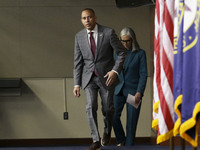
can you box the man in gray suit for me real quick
[73,8,126,150]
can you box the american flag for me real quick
[152,0,174,144]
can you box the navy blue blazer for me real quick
[114,49,148,97]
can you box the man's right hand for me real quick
[73,86,81,97]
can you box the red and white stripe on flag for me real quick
[152,0,160,131]
[152,0,174,144]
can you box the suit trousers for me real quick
[113,90,141,146]
[84,75,115,142]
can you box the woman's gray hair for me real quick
[120,27,140,51]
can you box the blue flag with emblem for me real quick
[174,0,200,147]
[173,0,184,137]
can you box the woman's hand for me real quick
[135,92,141,105]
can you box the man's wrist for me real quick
[112,70,119,75]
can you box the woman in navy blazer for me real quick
[113,27,148,146]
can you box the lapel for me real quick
[124,51,137,73]
[83,29,93,57]
[95,25,104,61]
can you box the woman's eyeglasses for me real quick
[120,40,131,43]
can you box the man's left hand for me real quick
[104,70,118,86]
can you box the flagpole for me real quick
[170,137,174,150]
[192,147,197,150]
[180,138,185,150]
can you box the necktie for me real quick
[89,32,96,57]
[89,32,98,76]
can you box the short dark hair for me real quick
[81,8,95,15]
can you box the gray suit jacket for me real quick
[73,24,126,90]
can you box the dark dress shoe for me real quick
[87,141,101,150]
[101,133,111,146]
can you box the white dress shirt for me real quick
[87,24,98,47]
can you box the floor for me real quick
[0,145,198,150]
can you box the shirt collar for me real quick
[87,24,98,34]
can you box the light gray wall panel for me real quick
[0,0,153,78]
[0,7,21,77]
[20,7,79,77]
